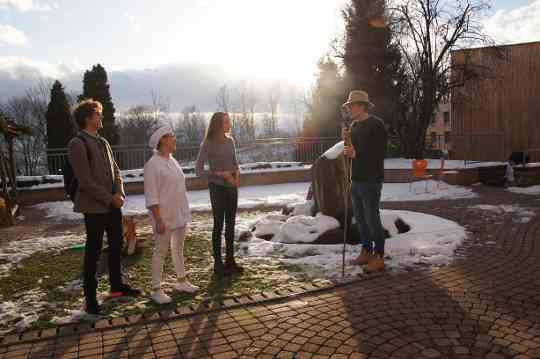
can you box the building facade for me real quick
[426,101,452,154]
[451,41,540,162]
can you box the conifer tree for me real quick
[46,80,73,173]
[79,64,119,144]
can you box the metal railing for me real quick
[44,137,340,175]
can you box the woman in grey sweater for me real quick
[196,112,243,276]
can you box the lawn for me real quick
[0,210,326,336]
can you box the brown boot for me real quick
[350,249,373,266]
[365,253,385,273]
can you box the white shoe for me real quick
[174,280,198,294]
[151,290,172,304]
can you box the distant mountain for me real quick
[0,62,307,114]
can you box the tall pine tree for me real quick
[46,80,74,173]
[342,0,401,125]
[305,57,346,138]
[78,64,119,144]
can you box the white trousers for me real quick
[151,226,187,289]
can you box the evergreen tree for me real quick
[342,0,401,125]
[78,64,119,144]
[305,57,346,138]
[46,80,73,173]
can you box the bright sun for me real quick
[176,2,343,86]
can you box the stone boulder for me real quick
[310,144,359,244]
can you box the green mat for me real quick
[70,243,86,251]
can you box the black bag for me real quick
[63,135,91,202]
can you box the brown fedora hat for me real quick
[342,90,375,109]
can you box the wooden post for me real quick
[6,136,18,203]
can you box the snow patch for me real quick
[32,181,478,223]
[384,181,477,201]
[0,234,84,277]
[276,213,340,244]
[469,204,535,223]
[0,288,50,335]
[238,209,467,279]
[507,185,540,196]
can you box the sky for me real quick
[0,0,539,109]
[0,0,347,85]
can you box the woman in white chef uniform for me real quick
[144,126,198,304]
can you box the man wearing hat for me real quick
[342,90,388,272]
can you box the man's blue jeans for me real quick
[351,181,385,255]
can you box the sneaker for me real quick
[365,254,385,273]
[151,290,172,305]
[174,279,199,294]
[224,261,244,276]
[350,249,373,266]
[110,284,142,298]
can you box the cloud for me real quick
[0,56,81,78]
[124,13,142,33]
[482,0,540,44]
[0,57,304,114]
[0,24,28,46]
[0,0,56,12]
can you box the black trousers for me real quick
[83,206,123,306]
[209,183,238,264]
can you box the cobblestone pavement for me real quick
[1,186,540,358]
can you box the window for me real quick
[443,111,450,125]
[444,131,451,144]
[431,132,437,146]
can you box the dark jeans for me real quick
[83,206,123,307]
[351,181,385,255]
[209,183,238,264]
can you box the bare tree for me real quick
[150,90,173,129]
[1,80,51,175]
[118,105,160,145]
[246,89,258,141]
[216,85,231,113]
[177,105,206,144]
[233,82,257,143]
[290,88,304,136]
[265,82,281,137]
[389,0,497,158]
[216,84,237,135]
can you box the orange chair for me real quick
[409,159,433,193]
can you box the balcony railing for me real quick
[44,137,340,175]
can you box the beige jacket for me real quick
[67,131,124,213]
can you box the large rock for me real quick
[311,153,352,223]
[310,143,358,243]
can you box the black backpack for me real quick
[63,135,91,202]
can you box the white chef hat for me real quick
[148,126,174,149]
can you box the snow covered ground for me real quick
[3,180,478,332]
[0,234,84,278]
[17,154,506,191]
[323,141,504,169]
[32,181,477,222]
[468,204,536,223]
[236,209,467,279]
[507,185,540,196]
